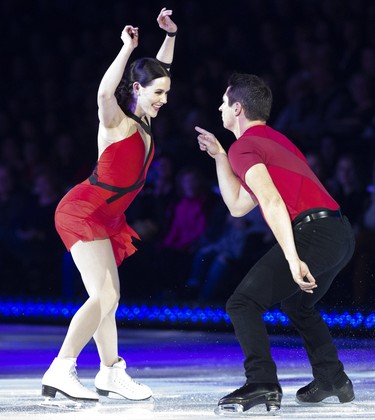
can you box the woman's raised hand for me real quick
[157,7,177,33]
[121,25,139,49]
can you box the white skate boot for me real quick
[94,357,152,400]
[42,357,99,402]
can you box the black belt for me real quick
[89,173,145,204]
[292,209,342,229]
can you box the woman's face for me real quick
[136,77,171,118]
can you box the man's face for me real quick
[219,88,236,131]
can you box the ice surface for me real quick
[0,324,374,419]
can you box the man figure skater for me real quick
[195,73,355,413]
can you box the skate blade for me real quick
[40,397,99,411]
[40,398,83,410]
[215,402,280,416]
[267,404,281,415]
[215,403,244,415]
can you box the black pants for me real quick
[226,214,355,386]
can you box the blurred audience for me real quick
[0,164,28,295]
[325,153,367,231]
[351,160,375,307]
[1,0,374,307]
[15,170,65,297]
[185,207,274,304]
[152,166,218,298]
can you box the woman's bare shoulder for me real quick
[97,116,138,154]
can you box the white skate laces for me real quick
[94,357,152,400]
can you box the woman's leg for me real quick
[58,238,120,366]
[42,238,152,401]
[61,239,153,400]
[42,239,118,401]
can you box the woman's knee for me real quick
[90,287,119,316]
[104,288,120,313]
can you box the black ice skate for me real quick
[296,379,355,404]
[217,382,282,414]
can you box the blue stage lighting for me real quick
[0,299,373,334]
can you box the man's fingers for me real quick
[298,278,317,293]
[198,138,209,149]
[304,272,316,285]
[195,126,209,135]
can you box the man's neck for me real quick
[235,119,266,138]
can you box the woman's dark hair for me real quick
[227,73,272,121]
[115,57,170,112]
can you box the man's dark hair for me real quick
[227,73,272,121]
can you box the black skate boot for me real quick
[217,382,282,414]
[296,379,354,404]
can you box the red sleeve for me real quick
[228,136,266,182]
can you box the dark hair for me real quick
[115,57,171,112]
[227,73,272,121]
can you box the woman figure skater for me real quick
[42,7,177,402]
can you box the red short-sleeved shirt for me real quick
[228,124,339,222]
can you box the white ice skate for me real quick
[94,357,152,400]
[42,357,99,402]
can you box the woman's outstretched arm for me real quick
[156,8,177,67]
[97,25,138,127]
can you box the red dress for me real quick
[55,129,154,266]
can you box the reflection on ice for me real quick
[2,376,375,419]
[0,325,375,419]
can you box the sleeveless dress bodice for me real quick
[55,129,154,266]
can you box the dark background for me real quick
[1,0,375,312]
